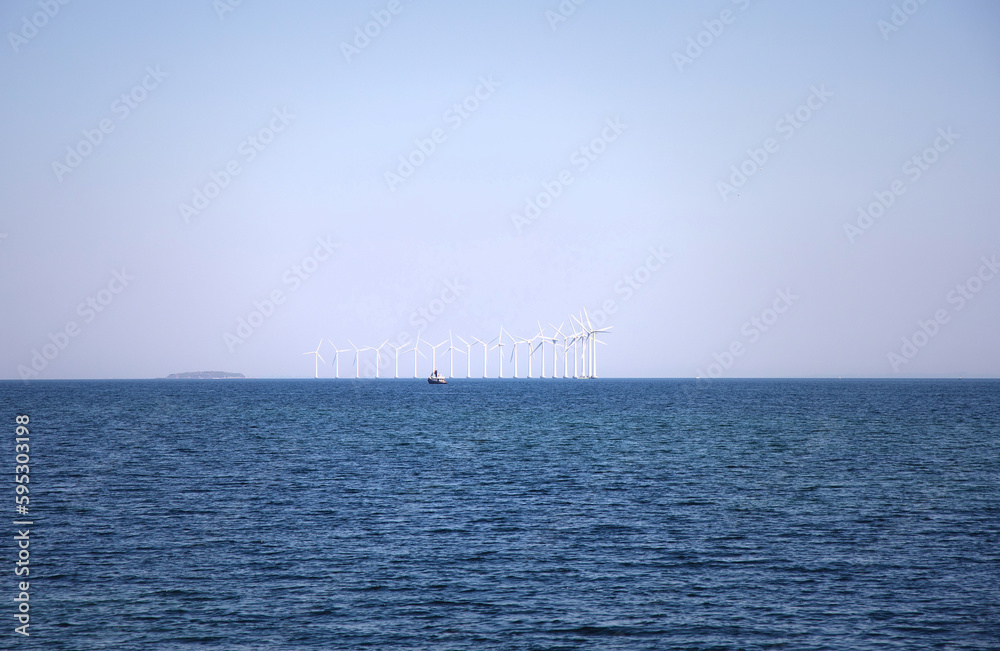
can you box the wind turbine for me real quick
[427,339,448,375]
[591,326,614,377]
[408,334,427,378]
[302,340,324,379]
[580,309,607,378]
[348,339,369,378]
[473,335,497,378]
[571,313,590,378]
[566,318,584,378]
[507,330,524,378]
[558,326,572,378]
[326,340,351,379]
[574,341,583,378]
[491,327,506,378]
[385,341,399,379]
[520,334,539,378]
[445,330,459,378]
[549,323,565,378]
[530,337,545,378]
[371,339,389,379]
[589,326,613,378]
[534,322,547,378]
[456,335,472,378]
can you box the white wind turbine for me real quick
[473,335,497,378]
[549,323,565,378]
[456,335,472,378]
[302,340,324,378]
[371,339,389,379]
[566,318,584,378]
[533,322,548,378]
[491,327,506,378]
[385,341,404,379]
[580,308,613,378]
[559,326,573,378]
[523,334,541,378]
[326,340,351,379]
[427,339,448,375]
[580,309,610,378]
[570,313,590,378]
[507,330,525,378]
[348,340,369,378]
[589,326,612,377]
[444,330,462,378]
[571,313,585,378]
[573,332,583,378]
[408,334,427,378]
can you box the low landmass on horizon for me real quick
[165,371,246,379]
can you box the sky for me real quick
[1,0,999,380]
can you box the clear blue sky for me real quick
[2,0,999,379]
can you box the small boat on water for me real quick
[427,370,447,384]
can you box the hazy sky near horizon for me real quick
[2,0,999,379]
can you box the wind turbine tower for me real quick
[408,335,426,378]
[535,322,547,378]
[493,327,505,378]
[549,323,565,378]
[589,325,612,378]
[474,335,496,378]
[457,336,472,378]
[371,340,388,379]
[326,340,351,379]
[302,340,324,379]
[428,340,447,374]
[348,340,368,378]
[446,331,457,378]
[508,331,523,379]
[386,341,404,379]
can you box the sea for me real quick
[1,379,998,650]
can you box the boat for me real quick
[427,370,447,384]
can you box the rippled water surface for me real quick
[3,379,998,649]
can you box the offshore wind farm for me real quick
[302,310,612,380]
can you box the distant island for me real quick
[165,371,246,379]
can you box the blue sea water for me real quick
[1,379,998,650]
